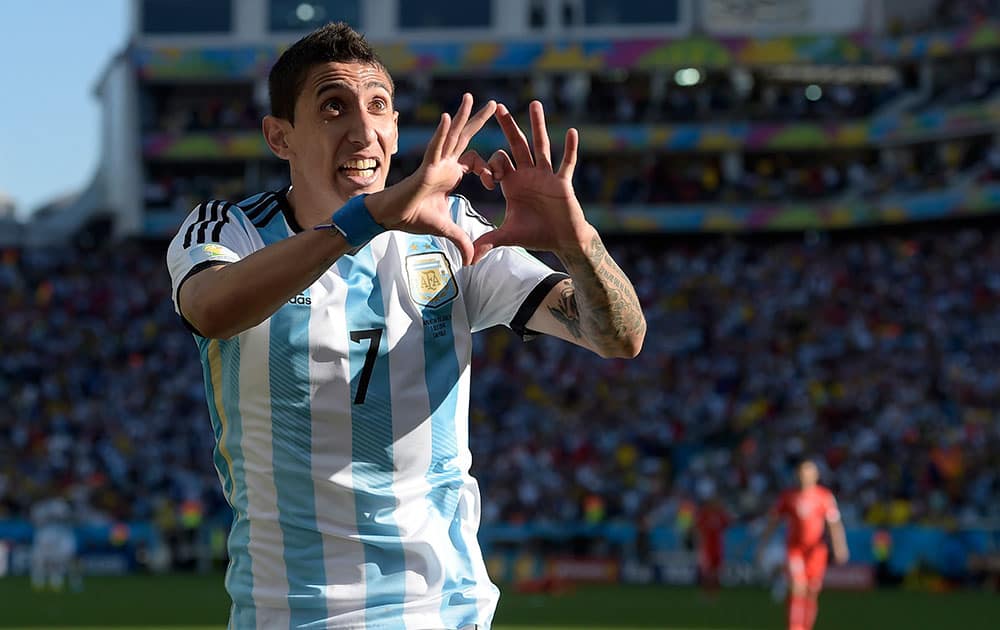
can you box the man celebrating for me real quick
[759,459,849,630]
[166,22,645,630]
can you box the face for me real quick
[797,461,819,488]
[274,61,398,208]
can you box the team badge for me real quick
[406,251,458,308]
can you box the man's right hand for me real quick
[366,93,496,265]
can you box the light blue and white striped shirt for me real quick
[167,191,564,630]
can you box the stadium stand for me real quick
[469,228,1000,531]
[2,225,1000,567]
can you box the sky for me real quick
[0,0,129,217]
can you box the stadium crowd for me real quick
[143,133,999,217]
[895,0,1000,34]
[392,72,908,126]
[469,226,1000,532]
[409,134,999,206]
[0,244,222,531]
[1,221,999,537]
[138,44,1000,135]
[142,72,905,132]
[142,94,264,133]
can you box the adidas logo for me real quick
[288,294,311,306]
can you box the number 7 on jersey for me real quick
[350,328,382,404]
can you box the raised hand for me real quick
[367,93,496,265]
[465,100,645,359]
[466,101,591,263]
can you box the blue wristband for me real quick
[315,194,384,247]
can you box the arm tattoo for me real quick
[557,235,646,353]
[547,285,583,339]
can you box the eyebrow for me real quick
[315,80,393,100]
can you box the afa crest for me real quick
[405,251,458,308]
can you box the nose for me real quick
[346,110,378,148]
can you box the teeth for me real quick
[342,158,377,170]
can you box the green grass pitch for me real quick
[0,573,998,629]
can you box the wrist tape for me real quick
[314,194,384,247]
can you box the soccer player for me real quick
[758,459,849,630]
[165,23,645,630]
[29,495,79,592]
[693,495,731,598]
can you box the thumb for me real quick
[471,227,515,265]
[437,219,475,267]
[459,150,496,190]
[487,149,515,183]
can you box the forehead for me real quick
[302,61,393,97]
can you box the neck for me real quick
[285,182,346,230]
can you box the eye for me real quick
[369,97,389,112]
[322,99,343,114]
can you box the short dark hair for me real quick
[792,457,821,475]
[267,22,392,124]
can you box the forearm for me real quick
[182,228,352,339]
[554,226,646,358]
[830,521,849,556]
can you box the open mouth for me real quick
[338,158,380,185]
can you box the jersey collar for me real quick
[275,186,304,234]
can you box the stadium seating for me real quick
[2,224,998,538]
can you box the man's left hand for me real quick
[465,101,594,263]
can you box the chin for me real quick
[357,180,388,196]
[334,174,386,198]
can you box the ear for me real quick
[263,115,293,160]
[391,110,399,156]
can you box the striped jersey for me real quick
[166,190,563,630]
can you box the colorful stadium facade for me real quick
[75,0,1000,238]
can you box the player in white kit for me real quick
[166,22,645,630]
[30,496,78,592]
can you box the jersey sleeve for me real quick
[165,200,256,319]
[450,195,567,336]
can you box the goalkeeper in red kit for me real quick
[758,459,849,630]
